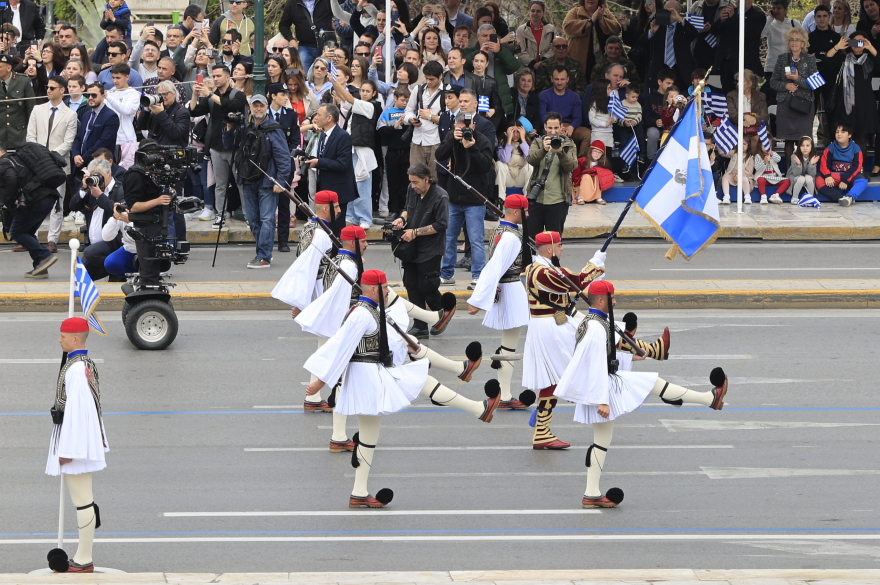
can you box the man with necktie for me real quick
[0,53,35,149]
[640,1,699,91]
[266,82,300,253]
[71,82,121,173]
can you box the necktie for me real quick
[46,106,57,147]
[1,80,6,96]
[318,132,326,157]
[665,24,677,68]
[83,110,96,147]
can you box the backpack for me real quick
[235,120,282,182]
[10,142,67,193]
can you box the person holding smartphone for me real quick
[825,31,880,158]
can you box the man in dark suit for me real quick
[302,104,356,236]
[266,82,299,252]
[712,0,767,93]
[1,0,45,57]
[0,52,34,149]
[640,1,699,92]
[71,82,121,173]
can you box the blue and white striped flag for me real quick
[713,116,738,154]
[806,71,826,90]
[620,134,639,166]
[757,121,771,152]
[609,90,627,120]
[685,14,705,28]
[328,60,338,81]
[798,194,821,208]
[73,257,107,335]
[477,94,490,113]
[705,33,718,48]
[634,99,720,260]
[705,91,728,117]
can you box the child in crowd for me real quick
[659,87,686,144]
[754,148,789,204]
[575,141,614,205]
[817,123,867,206]
[617,85,645,178]
[786,135,819,205]
[586,79,615,149]
[101,0,132,39]
[720,139,755,205]
[376,86,412,220]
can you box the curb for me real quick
[2,289,879,312]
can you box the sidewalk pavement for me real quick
[29,201,880,245]
[3,278,880,311]
[5,569,880,584]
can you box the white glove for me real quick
[589,250,607,268]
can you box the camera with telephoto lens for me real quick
[292,148,316,178]
[85,172,105,190]
[461,126,474,141]
[549,135,563,150]
[140,94,162,108]
[381,221,405,243]
[226,111,245,125]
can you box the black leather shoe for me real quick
[278,244,291,252]
[406,326,429,339]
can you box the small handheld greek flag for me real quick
[620,135,640,166]
[328,60,338,81]
[685,14,705,28]
[609,90,627,120]
[478,94,490,113]
[705,92,728,117]
[73,257,107,335]
[798,194,821,208]
[714,116,738,154]
[705,33,718,48]
[806,71,826,90]
[757,121,771,153]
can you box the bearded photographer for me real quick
[435,111,493,290]
[123,141,171,287]
[71,158,125,281]
[137,80,192,146]
[526,112,578,235]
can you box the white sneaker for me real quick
[63,213,75,223]
[440,277,455,286]
[790,196,800,205]
[760,195,768,204]
[769,194,783,204]
[721,195,730,205]
[73,212,86,224]
[359,222,371,230]
[212,212,231,227]
[613,174,624,183]
[742,196,752,204]
[198,207,216,221]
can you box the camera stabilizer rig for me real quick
[121,145,203,351]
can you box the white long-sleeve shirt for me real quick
[403,83,444,146]
[104,87,141,143]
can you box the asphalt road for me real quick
[2,309,880,573]
[3,240,880,283]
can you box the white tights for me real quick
[306,337,329,403]
[65,473,96,565]
[496,327,523,401]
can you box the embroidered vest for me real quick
[575,312,617,375]
[297,220,332,279]
[323,255,360,305]
[487,224,524,283]
[51,354,105,448]
[348,300,383,363]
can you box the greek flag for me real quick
[685,14,705,28]
[705,33,718,48]
[620,135,639,166]
[757,121,771,152]
[73,257,107,335]
[798,194,821,208]
[806,71,826,90]
[609,90,627,120]
[329,60,338,81]
[634,98,720,260]
[705,92,728,117]
[714,116,739,154]
[478,94,490,113]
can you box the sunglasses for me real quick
[107,51,123,57]
[314,65,327,70]
[222,39,234,44]
[272,47,285,52]
[86,93,100,98]
[286,68,301,76]
[230,1,246,4]
[553,44,568,48]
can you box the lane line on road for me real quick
[163,509,602,518]
[0,358,105,364]
[650,267,880,271]
[245,445,733,452]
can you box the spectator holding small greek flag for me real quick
[687,0,731,71]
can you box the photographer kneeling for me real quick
[123,141,171,287]
[526,112,578,235]
[72,158,126,281]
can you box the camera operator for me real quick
[137,80,192,146]
[123,141,170,287]
[526,112,578,235]
[222,94,290,269]
[390,162,449,338]
[72,158,125,281]
[101,203,137,281]
[435,111,493,289]
[189,64,247,226]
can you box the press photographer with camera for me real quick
[189,64,247,227]
[137,80,192,146]
[223,94,291,269]
[71,158,125,280]
[390,162,449,338]
[435,111,493,289]
[526,111,578,235]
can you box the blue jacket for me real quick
[223,115,292,189]
[539,88,582,128]
[71,105,121,166]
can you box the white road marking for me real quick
[352,471,705,478]
[0,358,105,364]
[4,535,880,545]
[668,355,755,360]
[661,420,880,432]
[164,509,602,518]
[651,267,880,271]
[246,445,733,452]
[662,376,842,386]
[701,467,880,480]
[313,424,660,429]
[732,539,880,559]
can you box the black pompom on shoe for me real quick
[709,367,726,388]
[622,312,638,333]
[441,292,457,311]
[465,341,482,361]
[484,379,501,398]
[606,487,625,505]
[47,548,69,572]
[376,488,394,505]
[518,389,536,407]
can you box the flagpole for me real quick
[57,238,79,549]
[736,0,745,214]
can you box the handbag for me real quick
[788,92,812,114]
[392,237,417,263]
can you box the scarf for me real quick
[843,52,872,115]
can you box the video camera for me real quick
[292,148,316,178]
[381,220,405,243]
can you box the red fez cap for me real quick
[340,225,367,240]
[588,280,615,295]
[590,140,606,153]
[315,190,339,204]
[60,317,89,333]
[361,269,387,286]
[504,194,529,210]
[534,231,561,246]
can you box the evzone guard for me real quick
[303,270,501,508]
[46,318,109,573]
[466,194,531,410]
[520,232,671,450]
[296,227,479,452]
[555,280,729,508]
[271,190,341,413]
